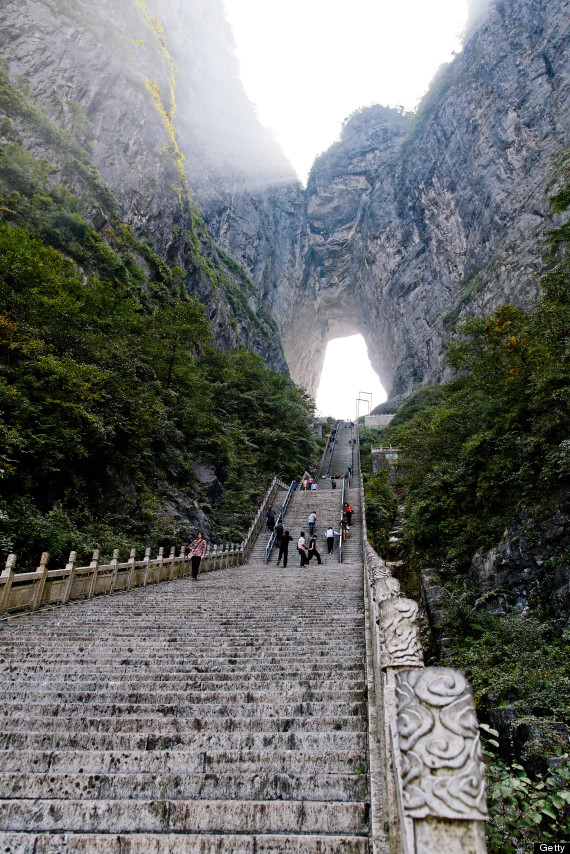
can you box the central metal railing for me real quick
[263,469,312,564]
[264,478,295,564]
[339,475,345,563]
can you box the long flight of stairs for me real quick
[0,423,372,853]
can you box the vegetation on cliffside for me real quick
[0,66,316,568]
[0,220,316,568]
[364,181,570,849]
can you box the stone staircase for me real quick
[0,427,371,852]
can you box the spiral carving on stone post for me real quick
[378,598,423,669]
[395,668,488,821]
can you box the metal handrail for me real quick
[323,420,341,477]
[339,476,346,563]
[264,477,298,564]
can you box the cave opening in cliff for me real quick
[315,335,386,420]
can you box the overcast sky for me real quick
[223,0,469,182]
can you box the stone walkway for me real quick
[0,423,372,853]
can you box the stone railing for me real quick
[0,475,288,619]
[241,475,289,564]
[359,474,488,854]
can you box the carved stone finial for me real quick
[38,552,49,570]
[379,598,423,669]
[112,549,120,561]
[395,668,488,821]
[373,576,401,604]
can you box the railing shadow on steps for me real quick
[0,474,289,619]
[358,441,489,854]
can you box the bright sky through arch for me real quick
[316,336,387,420]
[223,0,469,182]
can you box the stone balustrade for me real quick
[0,476,289,619]
[359,478,488,854]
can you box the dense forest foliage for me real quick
[0,221,316,568]
[363,181,570,849]
[0,69,317,567]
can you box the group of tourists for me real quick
[186,486,357,580]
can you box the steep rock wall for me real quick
[198,0,570,400]
[298,0,570,398]
[0,0,288,370]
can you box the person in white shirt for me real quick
[297,532,308,566]
[307,511,316,535]
[326,527,340,554]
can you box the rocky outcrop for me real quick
[195,0,570,400]
[0,0,287,370]
[0,0,568,397]
[273,0,570,398]
[470,498,570,625]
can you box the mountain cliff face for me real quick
[299,0,570,400]
[0,0,568,400]
[0,0,288,371]
[198,0,570,401]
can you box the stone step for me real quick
[0,728,366,752]
[0,771,368,802]
[0,798,370,835]
[0,714,366,734]
[0,749,366,775]
[0,662,366,678]
[2,672,364,702]
[0,832,370,853]
[1,700,366,719]
[0,686,365,704]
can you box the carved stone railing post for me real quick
[168,546,176,580]
[61,551,78,604]
[31,552,50,611]
[377,598,424,853]
[394,668,488,854]
[126,548,137,590]
[177,545,185,578]
[87,549,100,599]
[0,554,17,617]
[142,547,151,586]
[109,549,120,594]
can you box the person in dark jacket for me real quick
[307,535,322,565]
[266,505,276,531]
[277,530,293,567]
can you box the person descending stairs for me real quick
[0,422,375,853]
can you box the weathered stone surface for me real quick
[395,668,488,821]
[378,599,423,670]
[470,498,570,622]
